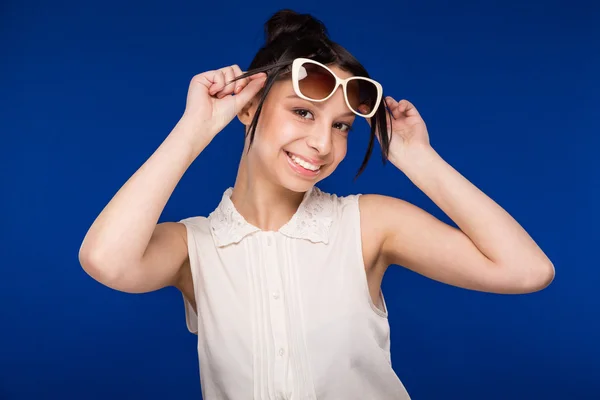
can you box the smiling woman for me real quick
[78,8,554,400]
[233,58,375,193]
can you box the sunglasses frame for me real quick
[291,58,383,119]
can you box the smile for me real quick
[285,151,322,176]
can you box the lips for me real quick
[290,152,324,166]
[285,151,322,177]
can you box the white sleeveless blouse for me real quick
[179,186,411,399]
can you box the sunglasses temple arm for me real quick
[226,60,293,85]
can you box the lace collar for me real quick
[208,186,334,247]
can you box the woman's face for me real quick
[239,64,357,193]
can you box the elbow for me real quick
[78,246,149,294]
[79,247,111,282]
[540,261,556,290]
[520,261,555,293]
[78,246,127,289]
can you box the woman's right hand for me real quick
[182,65,267,138]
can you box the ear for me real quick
[237,95,259,127]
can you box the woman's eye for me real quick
[294,109,314,120]
[333,122,352,133]
[293,109,351,133]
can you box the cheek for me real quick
[257,114,299,150]
[332,137,348,164]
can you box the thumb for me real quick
[233,73,267,113]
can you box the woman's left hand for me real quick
[360,96,430,166]
[364,97,431,164]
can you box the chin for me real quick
[276,149,329,193]
[279,179,316,194]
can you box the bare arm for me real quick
[78,117,211,293]
[359,97,554,295]
[362,144,555,295]
[78,67,266,294]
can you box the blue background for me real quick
[2,0,598,399]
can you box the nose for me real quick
[306,123,333,155]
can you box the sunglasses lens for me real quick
[297,61,379,117]
[297,63,337,101]
[346,79,379,116]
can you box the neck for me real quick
[230,153,306,232]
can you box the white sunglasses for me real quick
[290,58,383,118]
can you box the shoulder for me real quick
[359,193,426,267]
[309,188,412,230]
[313,187,408,218]
[309,187,418,224]
[179,215,209,226]
[358,193,417,220]
[177,216,212,241]
[357,193,425,240]
[313,191,405,271]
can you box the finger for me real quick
[248,72,268,81]
[385,96,403,120]
[398,99,411,113]
[217,67,236,99]
[385,96,399,109]
[209,70,226,96]
[192,71,215,90]
[232,73,267,113]
[398,99,420,117]
[230,64,249,95]
[230,71,267,95]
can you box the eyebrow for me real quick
[286,94,355,118]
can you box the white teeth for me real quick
[289,153,320,171]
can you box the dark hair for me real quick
[234,9,391,179]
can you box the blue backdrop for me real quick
[2,0,598,399]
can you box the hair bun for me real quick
[264,9,328,45]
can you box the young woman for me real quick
[79,9,555,400]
